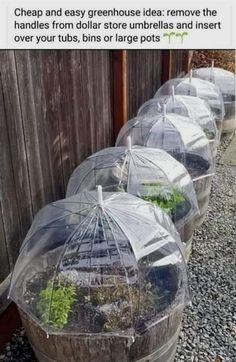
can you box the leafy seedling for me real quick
[140,181,186,213]
[36,281,76,329]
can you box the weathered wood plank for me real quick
[0,71,22,272]
[57,50,113,184]
[14,50,65,211]
[162,50,172,83]
[127,50,163,119]
[0,51,33,238]
[171,50,190,78]
[112,50,128,138]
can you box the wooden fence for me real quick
[0,50,189,285]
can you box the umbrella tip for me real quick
[126,136,132,151]
[97,185,103,207]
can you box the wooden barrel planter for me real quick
[13,247,185,362]
[193,174,213,228]
[167,196,195,262]
[189,67,235,137]
[20,303,183,362]
[177,218,194,262]
[10,191,188,362]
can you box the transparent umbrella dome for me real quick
[189,66,235,126]
[155,77,225,133]
[138,94,219,143]
[190,67,235,100]
[138,94,218,164]
[116,113,213,180]
[9,189,187,337]
[66,143,198,229]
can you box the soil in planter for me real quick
[23,261,180,335]
[169,151,211,179]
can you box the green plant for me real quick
[36,281,76,329]
[140,181,186,213]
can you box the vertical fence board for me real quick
[127,50,163,118]
[56,50,113,187]
[171,50,190,78]
[0,75,22,272]
[112,50,128,138]
[0,52,33,252]
[14,51,65,212]
[161,50,172,83]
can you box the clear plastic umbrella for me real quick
[189,64,235,133]
[66,141,199,257]
[138,92,219,161]
[9,188,188,338]
[66,141,198,220]
[155,75,225,136]
[116,110,213,180]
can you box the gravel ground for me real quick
[0,137,235,362]
[176,136,236,362]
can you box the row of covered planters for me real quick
[9,64,235,362]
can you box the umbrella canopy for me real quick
[66,143,198,228]
[190,67,235,99]
[9,189,187,337]
[138,94,219,159]
[189,66,235,127]
[155,77,225,133]
[138,94,218,141]
[116,112,213,180]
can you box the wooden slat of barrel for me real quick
[20,303,183,362]
[193,175,213,228]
